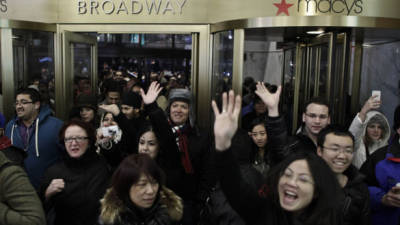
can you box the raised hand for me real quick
[140,81,163,105]
[211,90,241,151]
[99,104,120,116]
[254,82,282,117]
[359,95,381,122]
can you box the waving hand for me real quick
[212,90,242,151]
[140,81,163,105]
[255,82,282,117]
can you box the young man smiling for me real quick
[5,88,63,189]
[316,125,371,225]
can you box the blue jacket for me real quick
[360,137,400,225]
[5,105,63,189]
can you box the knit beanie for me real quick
[76,94,98,111]
[394,105,400,130]
[122,92,142,109]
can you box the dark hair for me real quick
[136,122,160,157]
[58,119,96,148]
[111,154,165,202]
[268,151,342,225]
[317,124,354,148]
[303,97,330,115]
[131,82,143,92]
[249,117,267,132]
[16,88,41,103]
[104,80,122,94]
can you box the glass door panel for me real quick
[211,31,233,108]
[293,33,333,132]
[282,47,296,133]
[12,29,55,113]
[59,31,97,120]
[331,33,348,124]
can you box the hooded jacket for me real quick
[100,186,183,225]
[349,111,390,169]
[360,138,400,225]
[0,150,46,225]
[5,104,63,189]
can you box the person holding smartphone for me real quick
[349,91,391,169]
[360,104,400,225]
[95,112,123,169]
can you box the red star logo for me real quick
[274,0,293,16]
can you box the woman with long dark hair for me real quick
[212,90,343,225]
[248,118,270,178]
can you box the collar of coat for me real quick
[100,186,183,224]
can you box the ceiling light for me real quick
[307,29,324,35]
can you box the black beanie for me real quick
[76,94,98,111]
[122,92,142,109]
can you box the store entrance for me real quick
[1,23,210,128]
[59,31,193,120]
[211,27,352,133]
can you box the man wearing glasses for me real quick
[5,88,63,190]
[254,82,330,155]
[317,125,371,225]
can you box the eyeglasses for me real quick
[14,101,33,107]
[64,136,88,144]
[305,113,329,120]
[323,146,354,155]
[281,169,314,185]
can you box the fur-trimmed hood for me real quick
[100,186,183,224]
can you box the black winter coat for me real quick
[40,149,110,225]
[265,116,316,158]
[144,102,216,203]
[342,165,371,225]
[265,115,370,225]
[216,148,297,225]
[100,186,183,225]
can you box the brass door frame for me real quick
[332,33,348,124]
[56,24,211,128]
[0,20,56,120]
[291,33,334,133]
[57,31,97,120]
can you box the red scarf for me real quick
[171,123,194,174]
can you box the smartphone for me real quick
[102,125,118,137]
[372,90,381,101]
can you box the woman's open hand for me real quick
[212,90,241,151]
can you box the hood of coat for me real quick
[100,186,183,224]
[362,111,391,145]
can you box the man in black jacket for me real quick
[317,125,371,225]
[254,82,330,155]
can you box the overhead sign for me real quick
[274,0,363,16]
[77,0,187,15]
[0,0,7,13]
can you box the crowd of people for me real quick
[0,66,399,225]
